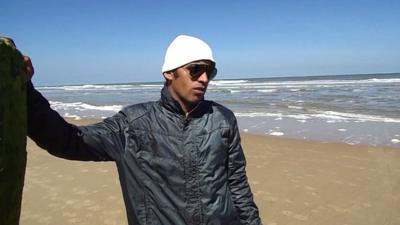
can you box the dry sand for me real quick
[20,118,400,225]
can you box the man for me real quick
[24,35,262,225]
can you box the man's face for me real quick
[164,60,216,111]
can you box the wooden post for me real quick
[0,37,27,225]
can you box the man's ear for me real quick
[163,71,174,82]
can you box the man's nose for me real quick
[197,71,209,83]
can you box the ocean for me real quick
[37,73,400,148]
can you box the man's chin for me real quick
[193,95,205,102]
[188,96,204,105]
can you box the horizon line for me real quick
[36,71,400,87]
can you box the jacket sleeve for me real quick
[27,81,126,161]
[228,118,263,225]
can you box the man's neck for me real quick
[166,86,192,115]
[178,100,198,117]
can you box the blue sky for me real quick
[3,0,400,85]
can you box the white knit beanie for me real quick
[162,35,215,73]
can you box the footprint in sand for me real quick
[49,192,59,197]
[334,180,344,184]
[37,216,52,225]
[363,203,372,208]
[282,210,308,221]
[68,218,82,223]
[348,182,357,187]
[107,195,118,200]
[290,179,298,183]
[284,199,293,204]
[305,186,315,191]
[254,190,267,197]
[104,219,119,225]
[48,203,62,208]
[83,199,93,206]
[88,205,101,211]
[102,209,124,216]
[65,199,78,205]
[73,189,88,195]
[62,212,77,217]
[266,196,278,202]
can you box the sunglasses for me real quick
[184,63,217,80]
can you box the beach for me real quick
[20,118,400,225]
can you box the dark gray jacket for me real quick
[27,82,262,225]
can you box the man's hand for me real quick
[0,37,34,81]
[23,55,34,81]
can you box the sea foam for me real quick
[50,101,123,112]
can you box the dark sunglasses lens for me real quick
[188,64,217,80]
[188,65,204,78]
[208,67,217,80]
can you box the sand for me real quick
[20,118,400,225]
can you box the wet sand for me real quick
[20,118,400,225]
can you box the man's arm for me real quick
[18,49,127,161]
[228,119,262,225]
[27,81,127,161]
[11,41,125,161]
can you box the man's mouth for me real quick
[193,87,205,95]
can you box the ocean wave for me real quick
[210,78,400,89]
[312,111,400,123]
[49,101,123,112]
[257,89,277,93]
[235,112,283,117]
[38,77,400,93]
[288,105,303,110]
[39,84,162,91]
[39,84,132,91]
[234,111,400,123]
[367,78,400,83]
[269,131,284,136]
[210,80,248,85]
[139,84,164,88]
[229,90,241,93]
[63,113,82,120]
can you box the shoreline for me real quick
[237,115,400,149]
[41,73,400,149]
[64,116,400,149]
[21,118,400,225]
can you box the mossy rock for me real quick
[0,37,27,225]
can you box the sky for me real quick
[2,0,400,85]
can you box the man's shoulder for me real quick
[120,101,157,122]
[204,100,236,122]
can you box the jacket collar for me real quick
[160,85,205,117]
